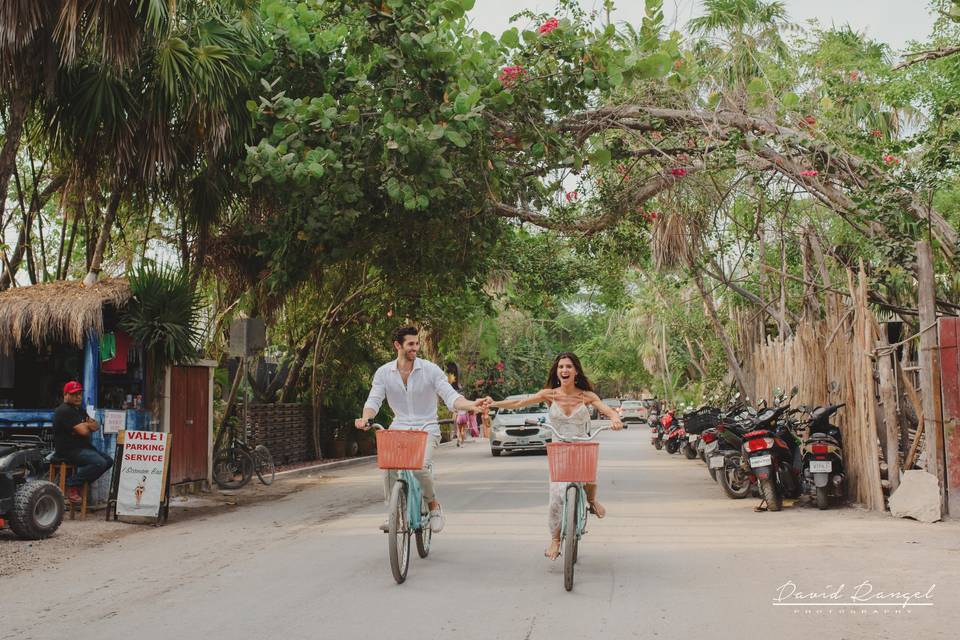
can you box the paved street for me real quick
[3,428,958,640]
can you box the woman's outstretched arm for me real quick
[490,389,551,410]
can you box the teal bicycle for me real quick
[538,420,611,591]
[369,422,434,584]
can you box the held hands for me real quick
[354,418,370,430]
[610,419,625,431]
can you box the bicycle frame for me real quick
[560,481,588,541]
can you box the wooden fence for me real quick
[244,403,313,465]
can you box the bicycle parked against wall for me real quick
[369,421,435,585]
[212,417,275,489]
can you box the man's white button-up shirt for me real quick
[363,358,463,436]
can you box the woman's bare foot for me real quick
[544,538,561,560]
[588,501,606,519]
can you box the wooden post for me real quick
[937,317,960,516]
[916,241,946,515]
[876,328,901,492]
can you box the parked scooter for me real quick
[801,404,846,509]
[662,411,684,454]
[740,387,803,511]
[649,411,663,450]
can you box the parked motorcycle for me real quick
[663,412,684,455]
[740,398,803,511]
[649,412,663,450]
[801,404,845,509]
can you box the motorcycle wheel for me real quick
[760,478,782,511]
[654,439,663,450]
[719,458,750,499]
[665,439,679,455]
[815,486,829,510]
[683,443,698,459]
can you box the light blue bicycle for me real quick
[369,422,433,584]
[535,420,610,591]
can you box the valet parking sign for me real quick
[117,430,171,517]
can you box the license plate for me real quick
[705,441,718,454]
[809,460,832,473]
[709,456,726,469]
[750,454,772,468]
[688,434,698,441]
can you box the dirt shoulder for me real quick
[0,473,328,579]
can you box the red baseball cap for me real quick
[63,381,83,395]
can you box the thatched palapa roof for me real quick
[0,278,131,353]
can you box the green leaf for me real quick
[633,53,672,79]
[747,77,766,95]
[459,0,476,10]
[454,93,471,114]
[445,129,467,147]
[500,28,520,49]
[428,125,445,140]
[608,64,623,87]
[531,142,545,158]
[782,92,800,109]
[589,147,612,166]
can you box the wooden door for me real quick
[169,366,210,484]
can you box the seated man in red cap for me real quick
[53,381,114,503]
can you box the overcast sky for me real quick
[468,0,937,53]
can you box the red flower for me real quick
[883,154,900,165]
[538,17,559,34]
[805,115,816,125]
[849,70,859,81]
[565,190,579,202]
[641,209,659,223]
[670,168,687,178]
[800,170,818,177]
[497,377,505,384]
[871,129,883,138]
[495,362,505,372]
[499,65,527,88]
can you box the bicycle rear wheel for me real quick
[253,445,276,485]
[563,484,579,591]
[415,497,432,558]
[213,447,254,490]
[387,481,410,584]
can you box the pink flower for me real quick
[670,168,687,178]
[499,65,527,88]
[474,379,484,386]
[871,129,883,138]
[495,362,505,372]
[539,17,559,34]
[497,376,505,384]
[849,70,859,81]
[800,170,818,177]
[386,309,394,318]
[883,154,900,165]
[565,190,579,202]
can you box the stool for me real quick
[48,462,89,520]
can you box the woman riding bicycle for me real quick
[489,352,622,560]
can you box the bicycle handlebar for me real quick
[525,418,611,442]
[363,420,436,432]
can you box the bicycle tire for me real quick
[213,447,254,490]
[415,497,432,558]
[563,484,578,592]
[388,481,410,584]
[253,445,276,485]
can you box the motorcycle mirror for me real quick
[790,386,799,398]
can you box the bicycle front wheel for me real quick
[213,447,254,490]
[563,484,579,592]
[388,480,411,584]
[253,445,276,485]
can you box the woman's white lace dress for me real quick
[547,402,591,533]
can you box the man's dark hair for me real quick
[393,326,419,346]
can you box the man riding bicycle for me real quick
[356,326,489,533]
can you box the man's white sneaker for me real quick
[429,508,445,533]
